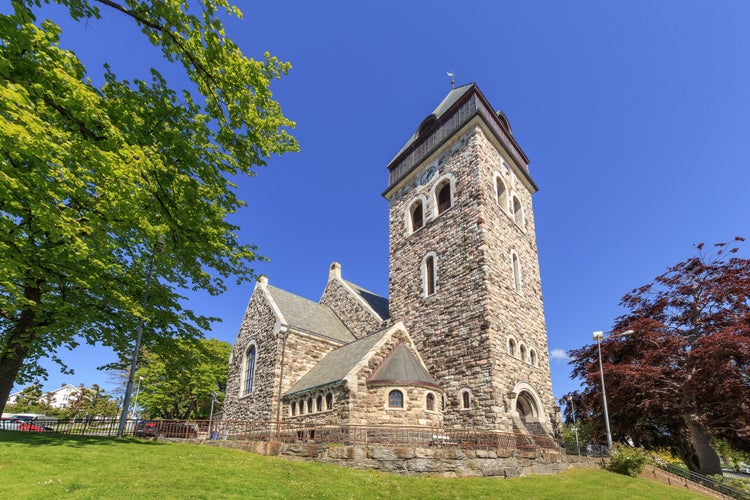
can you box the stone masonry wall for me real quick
[472,128,558,430]
[320,277,384,339]
[387,121,557,432]
[224,288,280,422]
[388,127,497,430]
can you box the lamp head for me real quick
[593,331,604,341]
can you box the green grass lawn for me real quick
[0,431,708,499]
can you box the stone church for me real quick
[223,83,560,437]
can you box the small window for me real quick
[326,392,333,410]
[508,338,516,356]
[520,344,527,362]
[461,390,472,410]
[512,252,522,294]
[530,349,538,367]
[513,196,525,229]
[496,176,508,211]
[291,403,296,416]
[424,255,436,296]
[437,182,452,214]
[410,200,424,232]
[388,390,404,408]
[298,400,305,415]
[316,395,323,412]
[307,398,313,413]
[243,345,256,395]
[426,392,436,411]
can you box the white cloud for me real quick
[549,348,570,362]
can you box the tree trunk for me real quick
[0,286,41,413]
[683,414,722,475]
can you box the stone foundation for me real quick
[207,439,602,478]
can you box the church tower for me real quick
[384,84,559,434]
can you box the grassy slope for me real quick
[0,431,707,499]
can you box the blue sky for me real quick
[12,1,750,403]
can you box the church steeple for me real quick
[385,84,558,434]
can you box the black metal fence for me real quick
[9,417,563,453]
[652,460,750,500]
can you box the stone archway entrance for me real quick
[510,386,550,436]
[515,390,539,423]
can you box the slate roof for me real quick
[343,279,390,320]
[368,344,439,388]
[389,83,475,163]
[266,285,356,344]
[284,328,391,397]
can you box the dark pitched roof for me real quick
[284,328,390,397]
[389,83,475,164]
[266,285,356,344]
[343,279,390,320]
[368,343,439,388]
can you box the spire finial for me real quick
[447,70,455,89]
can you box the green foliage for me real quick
[136,338,230,419]
[608,444,649,477]
[0,432,708,499]
[0,0,297,411]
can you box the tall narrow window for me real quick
[388,390,404,408]
[512,252,522,294]
[316,395,323,412]
[243,345,256,395]
[326,392,333,410]
[520,344,527,362]
[307,398,313,413]
[530,349,538,367]
[461,390,472,409]
[410,200,424,232]
[423,254,436,296]
[513,196,525,229]
[508,338,516,356]
[496,176,508,211]
[437,182,452,214]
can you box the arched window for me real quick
[291,403,296,416]
[512,196,525,229]
[426,392,436,411]
[495,175,508,211]
[388,390,404,408]
[520,344,527,362]
[508,338,516,356]
[410,200,424,232]
[298,400,305,415]
[530,349,538,367]
[460,389,472,410]
[326,392,333,410]
[243,345,256,395]
[316,395,323,412]
[307,397,313,413]
[437,181,452,214]
[512,252,522,294]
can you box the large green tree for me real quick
[135,338,229,420]
[0,0,298,412]
[567,239,750,475]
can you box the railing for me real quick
[652,460,750,500]
[560,440,609,458]
[3,417,563,454]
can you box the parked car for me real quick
[0,416,52,432]
[134,420,197,439]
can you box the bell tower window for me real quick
[410,200,424,232]
[423,253,437,296]
[437,182,452,214]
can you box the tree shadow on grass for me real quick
[0,430,167,448]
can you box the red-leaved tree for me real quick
[567,238,750,475]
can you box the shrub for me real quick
[608,444,648,477]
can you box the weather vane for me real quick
[447,70,455,89]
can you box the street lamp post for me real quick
[132,376,143,420]
[567,396,580,456]
[593,329,634,449]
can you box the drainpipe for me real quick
[275,324,289,438]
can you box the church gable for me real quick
[319,262,389,338]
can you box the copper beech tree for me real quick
[0,1,297,413]
[566,238,750,475]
